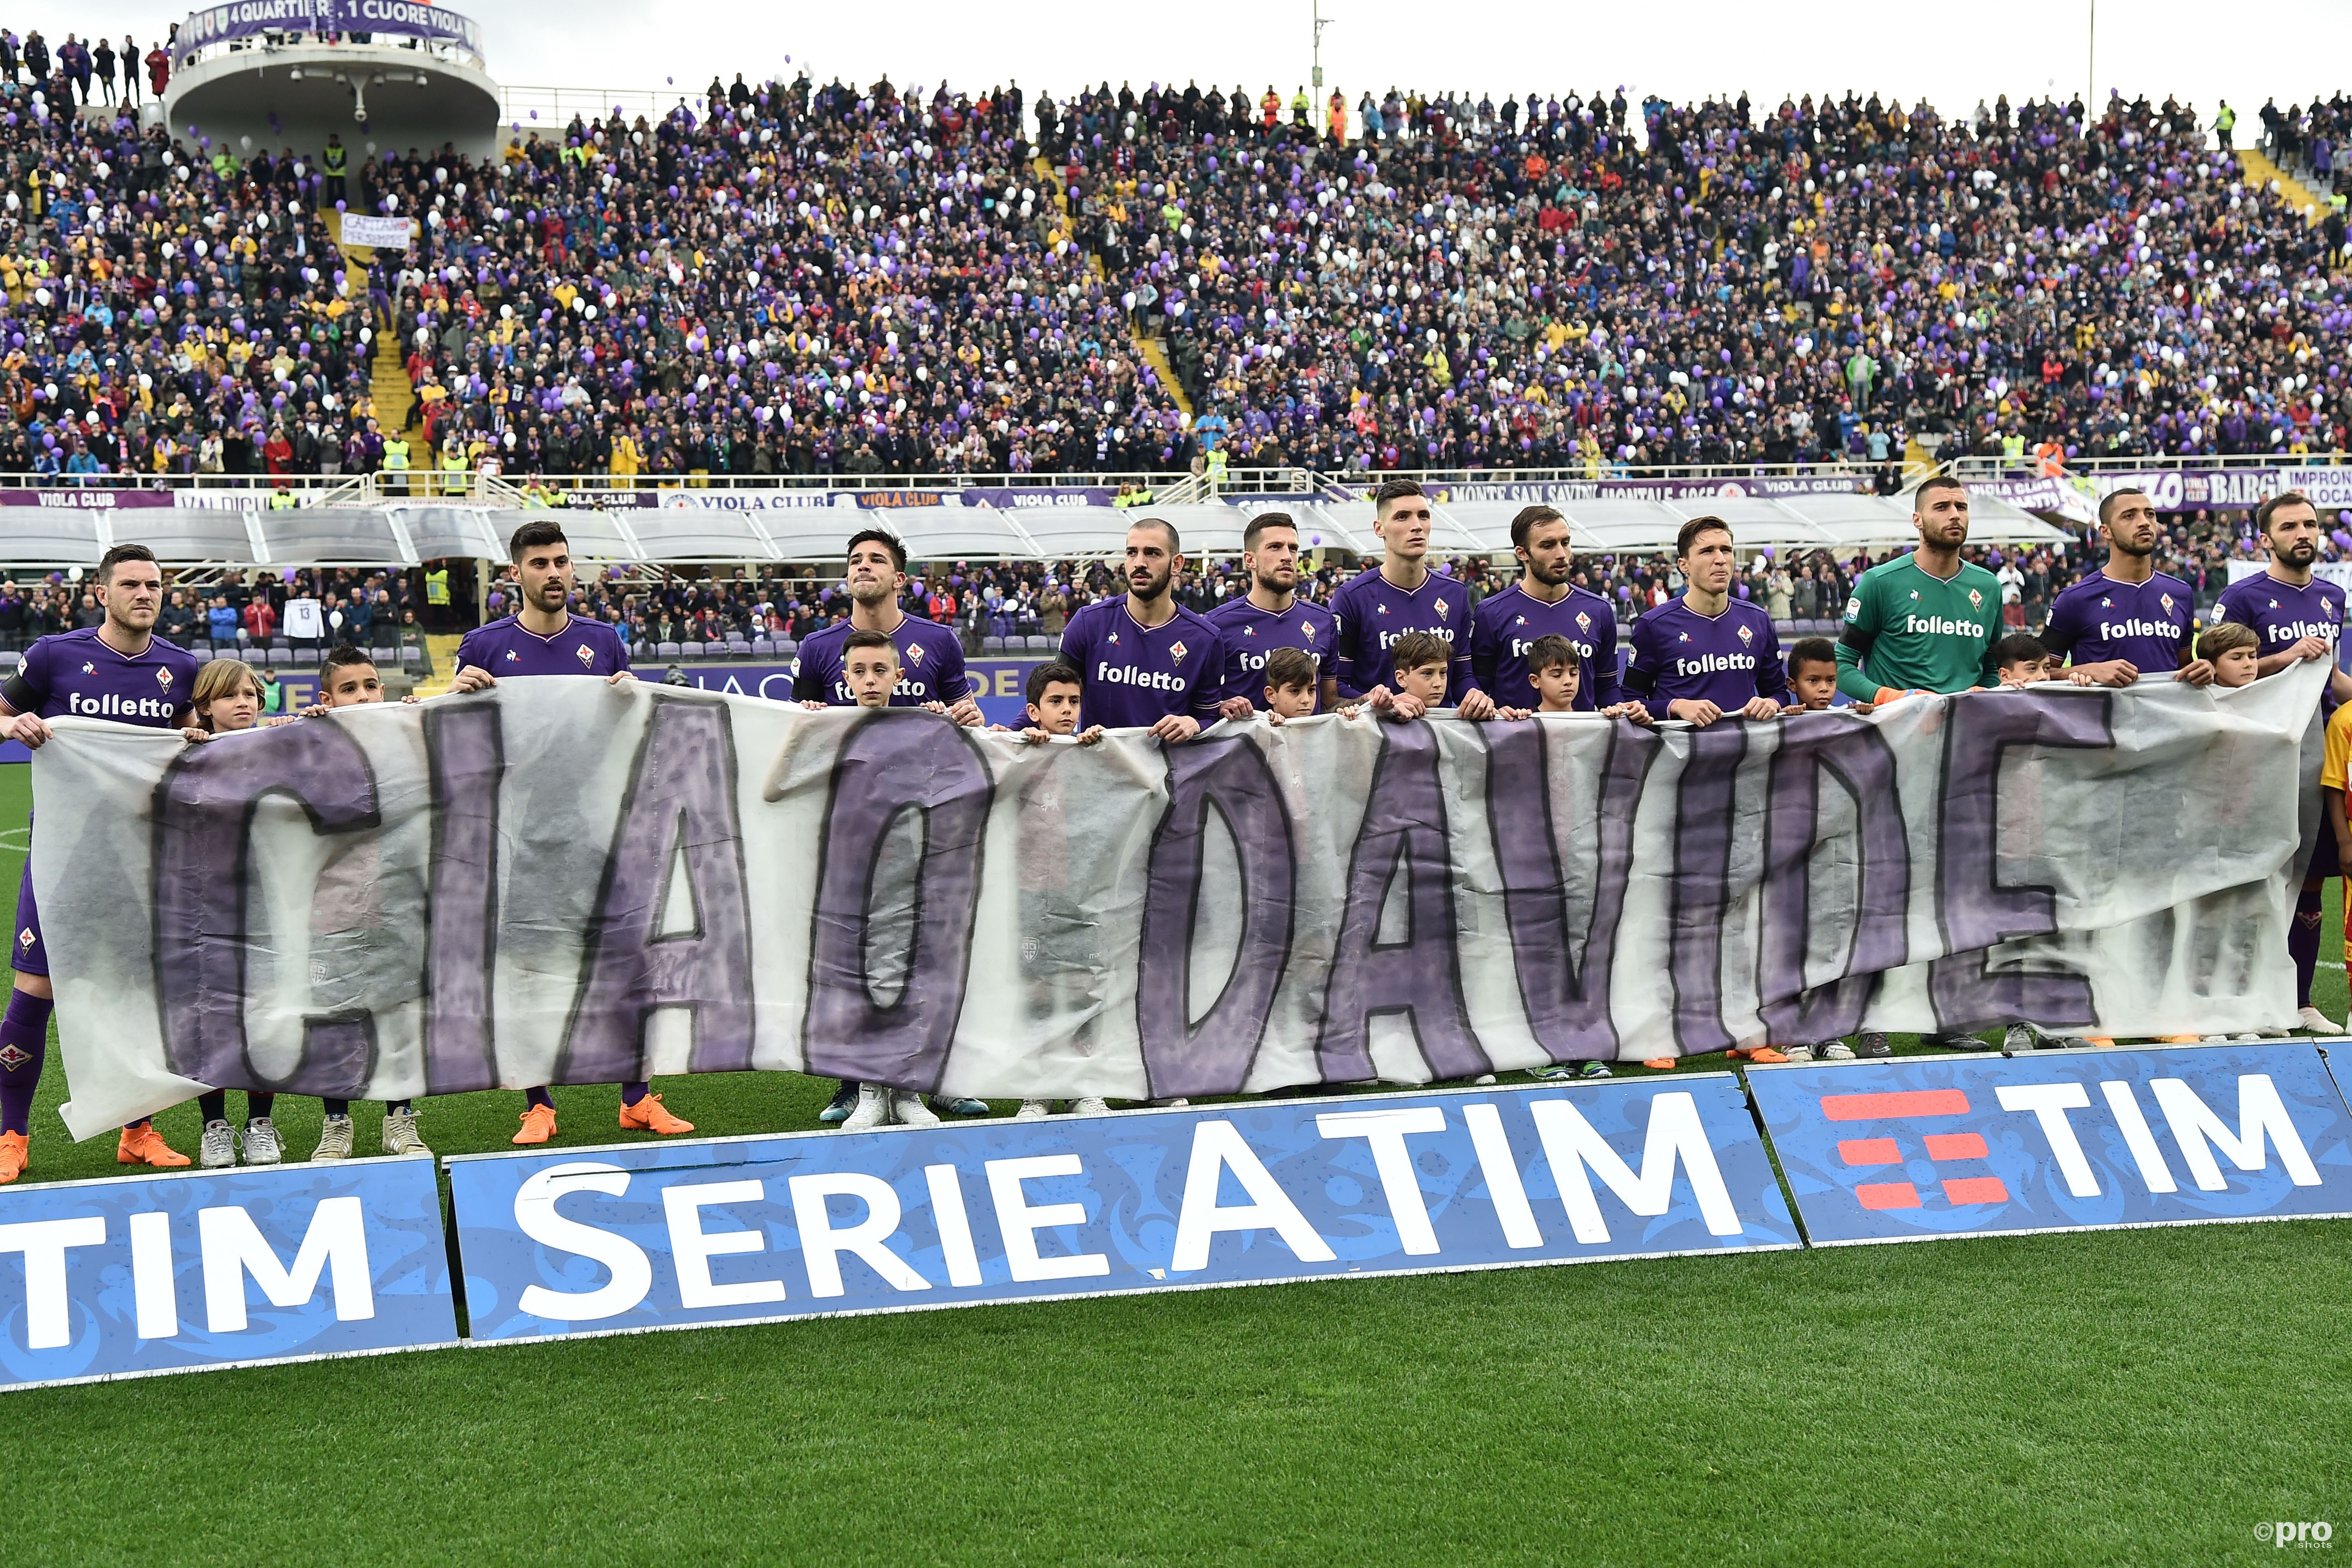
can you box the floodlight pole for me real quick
[2086,0,2095,122]
[1312,0,1330,91]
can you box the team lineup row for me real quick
[0,473,2341,1171]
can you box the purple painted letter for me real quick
[803,712,992,1090]
[561,696,755,1081]
[1136,733,1296,1098]
[152,723,380,1094]
[1929,689,2111,1030]
[1485,718,1659,1064]
[1315,723,1486,1082]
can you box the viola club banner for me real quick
[26,662,2325,1134]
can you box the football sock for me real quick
[199,1091,227,1124]
[248,1092,276,1120]
[621,1081,648,1107]
[2292,884,2324,1007]
[0,990,50,1136]
[524,1087,555,1111]
[323,1099,350,1118]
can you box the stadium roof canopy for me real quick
[0,494,2067,569]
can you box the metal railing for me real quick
[15,449,2346,508]
[498,84,695,130]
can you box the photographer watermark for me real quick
[2257,1522,2333,1549]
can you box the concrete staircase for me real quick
[323,207,415,437]
[2238,148,2331,225]
[1033,155,1193,420]
[410,633,464,698]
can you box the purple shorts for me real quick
[12,865,44,978]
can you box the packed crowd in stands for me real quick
[0,44,2341,652]
[4,54,2350,493]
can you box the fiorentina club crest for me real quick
[906,643,925,665]
[1435,599,1450,621]
[15,927,31,952]
[1967,588,1984,610]
[2160,593,2175,615]
[0,1043,27,1071]
[1575,611,1591,631]
[157,668,173,690]
[574,643,596,668]
[1736,624,1753,645]
[1170,641,1188,663]
[1303,623,1317,641]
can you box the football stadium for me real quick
[0,0,2348,1559]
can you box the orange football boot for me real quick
[1642,1058,1678,1070]
[620,1094,694,1135]
[117,1122,191,1168]
[1744,1047,1791,1063]
[0,1131,27,1183]
[512,1103,558,1145]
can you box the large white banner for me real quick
[337,215,416,251]
[31,665,2323,1137]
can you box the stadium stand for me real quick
[1,54,2345,652]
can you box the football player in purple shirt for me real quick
[1329,478,1494,719]
[1470,504,1637,718]
[2041,489,2214,688]
[1209,511,1338,718]
[2216,490,2352,1033]
[1624,518,1788,726]
[451,520,699,1145]
[1057,519,1226,740]
[0,543,203,1178]
[792,528,982,723]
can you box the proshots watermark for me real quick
[2257,1522,2334,1549]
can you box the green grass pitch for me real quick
[0,765,2343,1565]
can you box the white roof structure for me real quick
[0,492,2066,568]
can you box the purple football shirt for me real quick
[1625,595,1787,708]
[792,615,970,706]
[1058,597,1226,730]
[1328,566,1474,700]
[5,626,203,726]
[1204,593,1338,707]
[2041,568,2193,673]
[456,613,632,678]
[2216,570,2346,667]
[1469,582,1623,709]
[4,627,205,979]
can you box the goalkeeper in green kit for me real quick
[1835,472,2006,1057]
[1836,474,2004,704]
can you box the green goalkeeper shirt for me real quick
[1834,552,2005,701]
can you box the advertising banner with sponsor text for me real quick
[1745,1043,2352,1247]
[446,1079,1796,1343]
[0,1156,455,1391]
